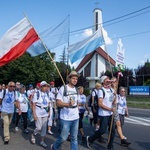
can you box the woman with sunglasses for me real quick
[111,79,131,146]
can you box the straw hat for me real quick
[67,71,80,79]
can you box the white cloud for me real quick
[144,53,150,58]
[82,29,93,37]
[102,27,113,45]
[81,27,113,46]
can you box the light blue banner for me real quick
[129,86,150,95]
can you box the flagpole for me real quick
[99,24,116,144]
[100,25,113,78]
[23,13,66,86]
[66,14,70,82]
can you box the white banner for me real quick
[116,38,125,68]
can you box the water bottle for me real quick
[84,114,89,124]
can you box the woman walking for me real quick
[31,81,50,148]
[78,86,89,141]
[15,84,29,134]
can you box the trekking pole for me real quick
[108,72,121,143]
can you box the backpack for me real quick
[88,88,113,107]
[63,85,78,96]
[88,89,98,107]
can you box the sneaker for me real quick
[121,139,131,146]
[123,136,127,140]
[86,136,92,149]
[51,144,54,150]
[48,130,54,135]
[15,127,19,132]
[31,134,36,144]
[40,141,48,148]
[24,129,29,134]
[4,140,9,144]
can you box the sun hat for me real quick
[40,81,50,87]
[67,71,80,79]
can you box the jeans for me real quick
[89,115,115,148]
[53,119,79,150]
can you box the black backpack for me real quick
[88,88,112,107]
[88,89,98,107]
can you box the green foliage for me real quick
[83,88,91,96]
[144,79,150,86]
[0,53,57,86]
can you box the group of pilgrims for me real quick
[0,70,131,150]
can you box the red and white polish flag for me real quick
[0,17,39,66]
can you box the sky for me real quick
[0,0,150,70]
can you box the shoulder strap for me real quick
[63,85,67,96]
[2,89,6,99]
[63,85,78,96]
[100,88,105,99]
[36,90,40,100]
[46,91,49,99]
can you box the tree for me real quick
[135,60,150,85]
[0,52,57,86]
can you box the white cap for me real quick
[40,81,50,87]
[100,75,109,83]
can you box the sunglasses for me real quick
[9,85,16,88]
[121,91,125,92]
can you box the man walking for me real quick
[0,81,19,144]
[86,76,116,150]
[51,71,80,150]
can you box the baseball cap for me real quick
[20,84,25,89]
[36,82,41,87]
[100,76,109,83]
[50,81,55,85]
[40,81,50,87]
[29,84,33,88]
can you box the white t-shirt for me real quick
[116,95,127,115]
[98,87,114,116]
[57,85,79,121]
[0,89,19,113]
[32,90,50,117]
[78,94,86,110]
[27,89,35,98]
[16,93,29,113]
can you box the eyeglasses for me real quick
[121,91,125,92]
[9,85,16,88]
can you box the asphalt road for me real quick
[0,107,149,150]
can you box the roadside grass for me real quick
[127,96,150,102]
[127,102,150,109]
[126,96,150,108]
